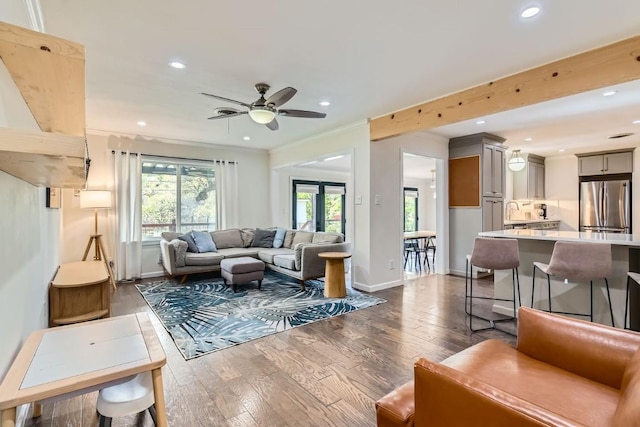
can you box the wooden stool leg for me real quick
[151,368,168,427]
[32,403,42,417]
[2,407,16,427]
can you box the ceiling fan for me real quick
[201,83,326,131]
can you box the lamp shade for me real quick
[508,150,526,172]
[80,190,112,209]
[248,107,276,124]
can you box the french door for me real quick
[292,180,346,234]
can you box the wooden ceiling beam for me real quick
[0,22,85,136]
[370,35,640,141]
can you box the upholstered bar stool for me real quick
[625,272,640,330]
[532,241,615,327]
[465,237,521,333]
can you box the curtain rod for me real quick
[110,150,237,164]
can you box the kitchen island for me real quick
[478,229,640,330]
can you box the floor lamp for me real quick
[80,190,116,290]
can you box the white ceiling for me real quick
[39,1,640,151]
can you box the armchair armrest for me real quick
[516,307,640,389]
[300,242,351,280]
[413,357,577,427]
[159,239,177,275]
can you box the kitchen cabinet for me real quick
[483,198,504,231]
[482,145,505,198]
[577,150,633,176]
[513,154,545,200]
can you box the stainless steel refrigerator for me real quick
[580,179,631,233]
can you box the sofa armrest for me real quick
[516,307,640,389]
[159,239,177,275]
[300,242,351,280]
[413,357,578,427]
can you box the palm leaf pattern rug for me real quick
[136,271,386,359]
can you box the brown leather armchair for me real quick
[376,307,640,427]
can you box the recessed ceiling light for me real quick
[559,149,566,152]
[324,155,344,162]
[243,136,251,141]
[137,121,146,127]
[524,137,533,141]
[602,91,617,97]
[521,6,540,18]
[319,101,331,107]
[476,120,486,125]
[633,120,640,124]
[169,61,186,69]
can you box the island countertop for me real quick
[479,229,640,247]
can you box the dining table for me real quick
[403,230,436,271]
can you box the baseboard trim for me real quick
[141,271,165,279]
[353,279,402,293]
[492,303,515,317]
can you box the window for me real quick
[404,187,419,232]
[141,158,216,239]
[292,180,346,234]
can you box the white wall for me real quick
[0,5,60,383]
[60,133,271,278]
[545,155,580,231]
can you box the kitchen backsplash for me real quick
[507,200,560,221]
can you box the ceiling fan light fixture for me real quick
[508,149,526,172]
[248,107,276,124]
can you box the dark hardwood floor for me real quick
[26,271,515,427]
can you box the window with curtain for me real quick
[141,157,216,239]
[404,187,419,232]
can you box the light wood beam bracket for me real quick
[370,35,640,141]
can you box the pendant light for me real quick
[508,150,526,172]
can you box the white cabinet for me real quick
[513,154,545,200]
[483,198,504,231]
[578,150,633,176]
[482,145,505,198]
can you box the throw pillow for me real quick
[170,239,188,267]
[252,228,276,248]
[283,230,295,248]
[191,230,217,253]
[178,233,198,253]
[272,228,287,248]
[291,230,314,246]
[210,229,243,249]
[240,228,256,248]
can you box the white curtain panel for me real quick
[215,160,239,230]
[108,150,143,281]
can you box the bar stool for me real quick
[625,272,640,330]
[97,372,157,427]
[532,241,614,327]
[465,237,521,333]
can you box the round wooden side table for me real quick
[318,252,352,298]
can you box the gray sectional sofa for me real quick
[159,228,350,289]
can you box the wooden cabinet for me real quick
[513,154,545,200]
[577,150,633,176]
[482,145,505,198]
[483,198,504,231]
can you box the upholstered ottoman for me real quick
[220,257,265,292]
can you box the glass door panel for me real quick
[324,193,343,233]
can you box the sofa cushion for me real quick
[252,228,276,248]
[273,228,287,248]
[178,233,199,253]
[312,232,342,244]
[443,339,620,427]
[216,248,260,258]
[258,248,295,264]
[210,229,243,249]
[293,242,316,270]
[191,230,217,253]
[239,228,255,248]
[613,347,640,426]
[273,254,296,270]
[170,239,188,267]
[292,230,314,246]
[185,252,224,266]
[283,230,295,248]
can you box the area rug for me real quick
[136,271,386,360]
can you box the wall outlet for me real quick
[389,259,394,270]
[355,195,362,205]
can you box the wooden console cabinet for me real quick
[49,261,111,326]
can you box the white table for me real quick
[0,313,167,427]
[479,229,640,328]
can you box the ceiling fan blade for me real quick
[265,118,279,131]
[265,87,297,108]
[201,92,251,108]
[278,109,326,119]
[207,111,247,120]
